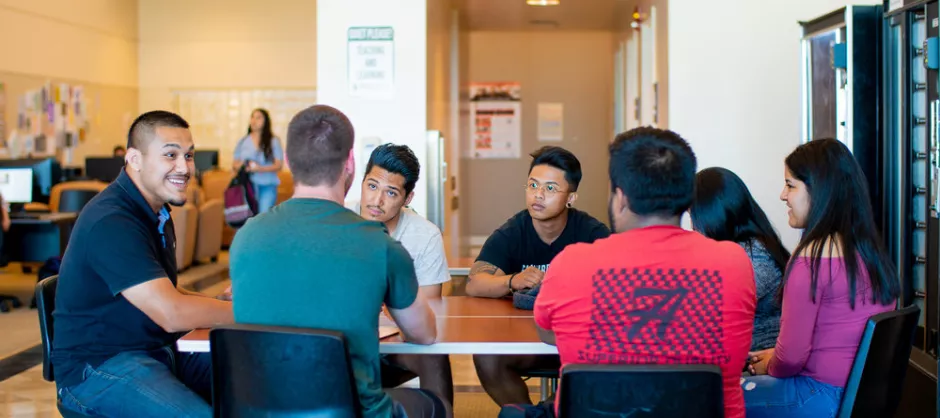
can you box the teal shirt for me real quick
[230,198,419,418]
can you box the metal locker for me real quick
[883,1,940,415]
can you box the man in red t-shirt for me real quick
[534,127,756,418]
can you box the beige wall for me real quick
[0,0,138,163]
[464,31,613,237]
[138,0,317,112]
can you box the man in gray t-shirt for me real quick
[349,144,454,411]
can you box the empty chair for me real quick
[50,181,108,213]
[210,324,361,418]
[836,305,920,418]
[170,202,199,271]
[558,364,724,418]
[194,199,224,263]
[34,275,90,418]
[200,169,237,247]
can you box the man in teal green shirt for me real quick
[230,105,444,418]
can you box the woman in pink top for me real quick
[743,139,899,418]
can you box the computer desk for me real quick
[10,212,78,258]
[1,212,76,311]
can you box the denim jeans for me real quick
[58,348,212,417]
[743,374,844,418]
[253,184,278,214]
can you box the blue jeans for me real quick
[58,349,212,417]
[743,374,844,418]
[253,184,278,214]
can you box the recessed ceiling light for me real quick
[527,0,560,6]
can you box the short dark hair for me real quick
[365,144,420,195]
[609,127,697,216]
[286,105,355,187]
[127,110,190,150]
[528,146,582,192]
[113,145,125,152]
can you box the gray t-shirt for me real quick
[347,201,450,288]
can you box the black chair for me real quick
[57,189,100,213]
[558,364,724,418]
[837,305,920,418]
[35,275,89,418]
[521,367,559,400]
[210,324,362,418]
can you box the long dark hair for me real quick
[784,138,899,308]
[247,108,274,161]
[690,167,791,273]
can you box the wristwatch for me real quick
[508,273,518,294]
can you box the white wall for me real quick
[317,0,430,215]
[668,0,881,249]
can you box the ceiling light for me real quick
[527,0,560,6]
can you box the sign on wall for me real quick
[348,27,395,99]
[470,82,522,159]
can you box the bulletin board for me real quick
[172,89,317,169]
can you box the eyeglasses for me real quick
[524,181,568,195]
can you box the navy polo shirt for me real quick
[51,169,181,388]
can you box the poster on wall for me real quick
[470,82,521,159]
[537,102,563,142]
[348,27,395,99]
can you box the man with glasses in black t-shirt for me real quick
[467,146,610,407]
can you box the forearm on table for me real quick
[466,273,512,298]
[166,295,233,332]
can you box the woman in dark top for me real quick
[690,167,789,350]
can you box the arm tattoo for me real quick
[470,261,499,276]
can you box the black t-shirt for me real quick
[51,169,180,388]
[476,208,610,274]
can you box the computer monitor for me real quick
[194,150,220,173]
[85,156,125,183]
[0,167,34,205]
[0,157,61,204]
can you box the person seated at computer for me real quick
[467,146,609,407]
[53,110,234,417]
[347,143,454,411]
[532,127,756,418]
[232,108,284,214]
[743,139,900,418]
[230,105,445,418]
[690,167,788,351]
[113,145,126,158]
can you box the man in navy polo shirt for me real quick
[52,111,234,417]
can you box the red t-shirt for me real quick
[534,226,756,418]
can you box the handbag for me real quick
[223,164,258,228]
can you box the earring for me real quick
[566,202,572,208]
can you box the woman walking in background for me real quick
[233,108,284,214]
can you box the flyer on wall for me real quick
[470,82,521,159]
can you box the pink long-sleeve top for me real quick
[768,257,895,387]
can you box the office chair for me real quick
[210,324,362,418]
[558,364,724,418]
[836,305,920,418]
[35,275,90,418]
